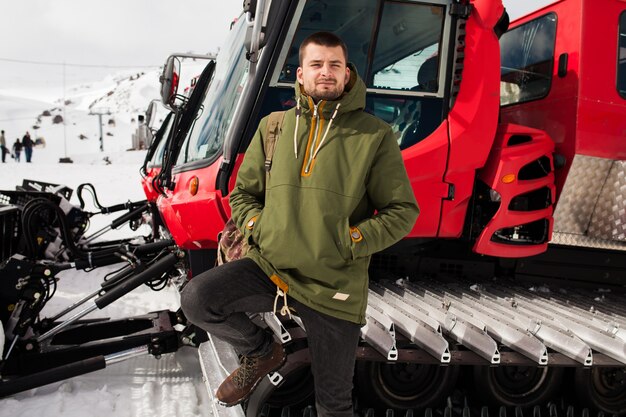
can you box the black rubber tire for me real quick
[574,367,626,415]
[354,362,460,410]
[472,366,564,407]
[266,366,315,409]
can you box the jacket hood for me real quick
[294,63,366,117]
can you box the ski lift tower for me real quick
[59,62,73,164]
[89,107,112,152]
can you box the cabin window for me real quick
[371,3,443,91]
[269,0,447,150]
[618,11,626,99]
[277,0,445,93]
[499,13,557,106]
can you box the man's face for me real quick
[297,43,350,102]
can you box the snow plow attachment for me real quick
[0,179,153,264]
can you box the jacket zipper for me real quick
[304,102,323,175]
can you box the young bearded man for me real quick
[181,32,419,417]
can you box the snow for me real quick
[0,67,212,417]
[0,351,209,417]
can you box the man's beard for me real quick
[311,90,342,101]
[309,82,344,101]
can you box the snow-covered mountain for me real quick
[1,68,159,164]
[70,70,161,114]
[0,58,207,164]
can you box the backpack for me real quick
[217,111,287,265]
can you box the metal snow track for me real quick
[367,278,626,367]
[198,278,626,416]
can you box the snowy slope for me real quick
[0,58,206,163]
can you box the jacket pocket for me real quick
[334,218,352,261]
[250,210,264,247]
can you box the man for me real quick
[12,138,22,162]
[181,32,418,417]
[22,131,33,163]
[0,130,7,163]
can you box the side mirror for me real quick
[145,100,159,130]
[159,53,216,110]
[243,0,271,73]
[159,56,180,108]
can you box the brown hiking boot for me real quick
[216,341,286,406]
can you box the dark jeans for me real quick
[1,146,7,163]
[24,147,32,163]
[181,258,361,417]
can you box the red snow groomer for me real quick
[152,0,625,415]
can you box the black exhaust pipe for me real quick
[95,252,178,309]
[0,356,106,397]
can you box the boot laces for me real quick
[232,355,259,388]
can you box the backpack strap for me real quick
[263,111,287,183]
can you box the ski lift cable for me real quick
[0,57,159,69]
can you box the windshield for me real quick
[176,15,250,165]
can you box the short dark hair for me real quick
[299,31,348,66]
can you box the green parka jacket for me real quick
[229,67,419,324]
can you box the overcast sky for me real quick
[506,0,556,19]
[0,0,242,99]
[0,0,554,100]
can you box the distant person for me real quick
[0,130,8,163]
[12,139,22,162]
[22,131,34,163]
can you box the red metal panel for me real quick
[157,155,244,249]
[438,0,503,238]
[577,0,626,158]
[402,121,449,237]
[140,167,161,203]
[157,192,189,246]
[474,123,555,257]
